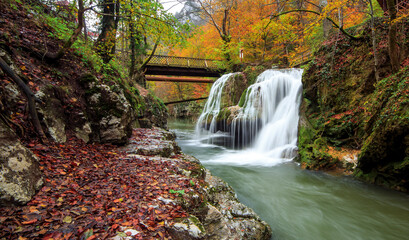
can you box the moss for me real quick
[297,122,341,170]
[147,93,168,117]
[238,88,248,107]
[351,66,409,191]
[78,73,97,87]
[216,108,231,122]
[189,215,205,233]
[243,65,266,86]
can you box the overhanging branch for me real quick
[272,9,363,41]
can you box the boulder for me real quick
[35,86,67,143]
[166,215,206,240]
[138,93,168,129]
[356,69,409,191]
[84,80,135,145]
[0,121,43,206]
[201,170,272,240]
[220,73,248,109]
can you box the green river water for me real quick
[169,119,409,240]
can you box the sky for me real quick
[160,0,185,14]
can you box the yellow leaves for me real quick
[63,215,72,224]
[113,198,123,203]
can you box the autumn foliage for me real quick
[171,0,373,65]
[0,129,203,239]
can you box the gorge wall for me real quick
[298,17,409,192]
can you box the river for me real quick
[169,119,409,240]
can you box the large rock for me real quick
[35,86,67,143]
[138,93,168,129]
[201,170,272,240]
[82,76,135,145]
[219,73,248,109]
[122,128,272,239]
[0,121,43,206]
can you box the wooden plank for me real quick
[145,65,222,77]
[146,76,215,83]
[164,97,209,105]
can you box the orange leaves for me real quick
[0,128,202,239]
[21,219,38,225]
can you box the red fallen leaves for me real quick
[0,134,199,239]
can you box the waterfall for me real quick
[196,68,303,166]
[195,73,236,145]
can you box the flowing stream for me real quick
[170,119,409,240]
[169,69,409,239]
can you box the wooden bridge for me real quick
[145,55,223,81]
[144,55,221,104]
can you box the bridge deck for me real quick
[145,55,222,77]
[146,55,219,69]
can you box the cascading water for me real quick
[195,73,237,145]
[195,68,303,166]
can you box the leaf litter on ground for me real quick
[0,128,204,239]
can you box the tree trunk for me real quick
[320,0,331,38]
[138,38,160,88]
[44,0,84,62]
[369,0,380,81]
[386,0,400,73]
[0,57,47,142]
[129,19,136,80]
[83,14,87,43]
[94,0,120,63]
[128,5,145,85]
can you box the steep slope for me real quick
[0,0,166,205]
[298,17,409,191]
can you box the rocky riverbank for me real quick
[0,127,272,239]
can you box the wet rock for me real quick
[167,215,206,240]
[121,127,272,239]
[202,170,272,240]
[220,73,248,109]
[0,121,43,206]
[122,127,181,157]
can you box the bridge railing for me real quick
[145,55,219,70]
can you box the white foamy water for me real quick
[196,69,303,166]
[195,73,236,137]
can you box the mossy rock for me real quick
[216,108,231,122]
[220,73,248,108]
[78,73,97,87]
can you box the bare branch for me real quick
[271,9,363,40]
